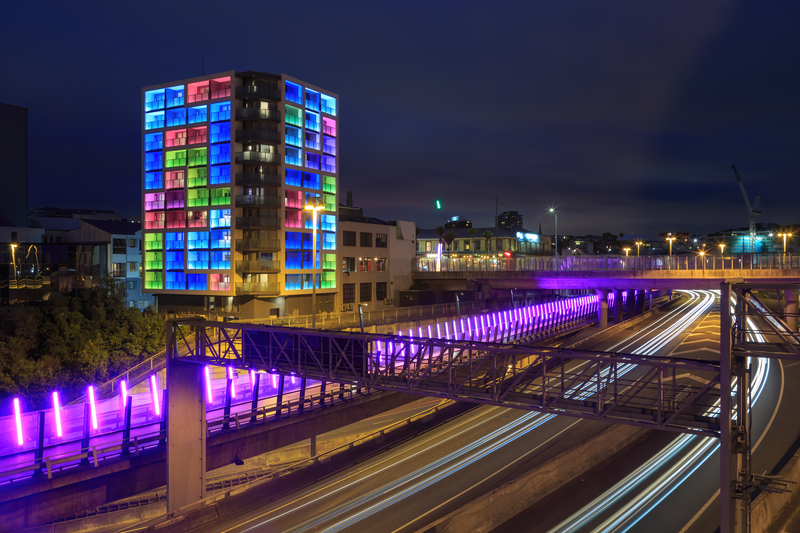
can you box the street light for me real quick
[778,232,792,253]
[304,198,325,329]
[10,243,17,284]
[548,207,557,262]
[699,249,706,272]
[666,237,676,257]
[623,248,630,257]
[635,241,643,257]
[719,243,726,255]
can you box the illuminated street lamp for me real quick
[304,198,325,329]
[10,243,17,284]
[719,243,726,255]
[777,232,792,253]
[666,236,676,257]
[623,248,630,257]
[548,207,557,261]
[635,241,643,257]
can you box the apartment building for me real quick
[339,215,416,311]
[141,71,338,318]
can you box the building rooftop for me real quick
[82,219,141,236]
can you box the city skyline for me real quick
[1,2,798,236]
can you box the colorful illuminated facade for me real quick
[142,71,338,317]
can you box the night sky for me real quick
[2,1,798,236]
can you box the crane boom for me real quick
[731,164,762,239]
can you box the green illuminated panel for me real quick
[188,167,208,188]
[210,187,231,205]
[323,253,336,271]
[321,271,335,289]
[322,175,336,193]
[145,251,163,270]
[166,150,187,168]
[323,193,335,212]
[188,147,207,167]
[145,271,163,289]
[187,188,209,207]
[145,233,163,251]
[286,105,303,127]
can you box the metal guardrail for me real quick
[415,253,800,273]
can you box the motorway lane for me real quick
[187,293,712,533]
[495,291,799,533]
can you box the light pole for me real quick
[10,244,17,284]
[549,207,557,262]
[666,237,676,256]
[304,198,324,329]
[623,248,630,257]
[720,243,726,255]
[635,241,643,257]
[699,250,705,272]
[778,232,791,253]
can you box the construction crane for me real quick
[731,164,762,241]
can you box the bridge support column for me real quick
[785,290,799,332]
[595,289,609,329]
[648,289,653,311]
[612,289,623,324]
[166,323,206,516]
[635,289,645,315]
[626,290,635,319]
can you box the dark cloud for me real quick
[1,1,797,236]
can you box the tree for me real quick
[468,228,478,253]
[434,226,445,253]
[483,230,493,252]
[443,231,457,252]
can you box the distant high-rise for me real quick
[141,71,339,318]
[497,210,523,231]
[0,103,28,228]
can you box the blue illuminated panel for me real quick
[320,214,336,232]
[210,122,230,143]
[145,111,165,130]
[145,171,163,190]
[305,153,320,170]
[188,274,207,290]
[321,94,336,116]
[305,88,320,112]
[210,102,230,122]
[286,169,302,187]
[188,231,209,249]
[286,147,302,166]
[145,132,163,152]
[210,209,231,228]
[302,172,320,190]
[188,250,209,269]
[285,81,302,104]
[285,274,302,290]
[210,164,230,185]
[166,108,186,127]
[210,230,230,249]
[285,252,301,269]
[166,85,184,108]
[145,89,165,112]
[286,125,301,147]
[211,144,230,165]
[166,271,186,290]
[285,231,302,250]
[145,151,163,171]
[210,251,230,269]
[305,110,320,132]
[188,105,208,124]
[165,232,184,250]
[166,251,184,270]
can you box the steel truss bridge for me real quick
[164,281,800,533]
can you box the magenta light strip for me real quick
[14,398,23,445]
[250,370,257,389]
[228,367,236,398]
[53,392,63,437]
[427,325,432,338]
[437,323,441,337]
[445,322,450,338]
[418,327,423,338]
[205,366,214,403]
[121,381,128,412]
[150,375,160,416]
[88,386,98,430]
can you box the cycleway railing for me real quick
[415,252,800,273]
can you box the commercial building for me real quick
[496,210,523,231]
[141,71,338,318]
[339,214,416,310]
[62,220,154,310]
[416,227,550,255]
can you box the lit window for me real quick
[210,251,230,270]
[166,271,186,290]
[285,169,302,187]
[145,171,163,190]
[285,105,303,127]
[322,135,336,156]
[302,172,320,190]
[188,273,207,290]
[285,81,302,104]
[145,111,165,130]
[188,105,208,124]
[210,102,230,122]
[322,117,336,137]
[305,110,320,132]
[210,209,230,228]
[211,144,230,165]
[187,167,208,188]
[210,164,230,185]
[210,273,230,290]
[166,129,187,147]
[305,153,320,170]
[166,85,184,108]
[145,211,165,229]
[286,125,302,147]
[166,190,184,210]
[286,146,302,166]
[322,175,336,193]
[320,94,336,116]
[210,187,230,205]
[187,147,207,167]
[166,108,186,127]
[165,150,187,168]
[187,81,210,103]
[305,88,320,112]
[145,151,163,171]
[145,132,163,152]
[188,126,207,145]
[165,170,185,189]
[210,122,230,143]
[209,77,231,99]
[321,155,336,173]
[187,210,208,228]
[145,192,165,211]
[165,232,184,250]
[145,89,165,112]
[305,130,320,150]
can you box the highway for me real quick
[173,291,718,533]
[495,291,800,533]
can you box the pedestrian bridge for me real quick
[414,253,800,290]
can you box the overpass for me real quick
[415,252,800,330]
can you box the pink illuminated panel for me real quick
[285,209,301,228]
[145,211,165,229]
[285,189,302,209]
[322,117,336,137]
[166,211,186,228]
[188,81,210,103]
[210,273,230,291]
[166,129,187,147]
[145,192,165,211]
[166,170,185,189]
[188,126,208,145]
[210,77,231,99]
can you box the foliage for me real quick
[0,285,165,410]
[468,228,478,252]
[443,231,457,251]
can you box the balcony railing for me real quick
[235,108,281,122]
[236,129,281,144]
[235,282,280,295]
[235,260,281,273]
[235,239,280,252]
[414,253,800,273]
[236,173,281,187]
[235,195,281,208]
[236,85,281,100]
[235,151,279,164]
[236,216,280,230]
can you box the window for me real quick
[285,81,302,104]
[145,151,162,171]
[145,211,165,229]
[305,152,320,170]
[145,132,163,151]
[285,273,302,291]
[166,129,187,147]
[166,190,184,209]
[113,262,126,277]
[320,214,336,232]
[286,125,301,147]
[188,250,209,269]
[145,232,163,251]
[211,187,231,205]
[210,102,230,122]
[285,105,303,127]
[113,239,126,254]
[166,150,187,168]
[129,261,136,272]
[305,88,320,112]
[358,258,372,272]
[127,280,137,291]
[343,231,356,246]
[166,170,185,189]
[188,105,207,124]
[342,257,355,272]
[343,283,355,304]
[322,135,336,156]
[210,209,230,229]
[210,122,230,143]
[376,233,388,248]
[323,175,336,193]
[166,85,184,108]
[139,300,149,308]
[285,209,301,228]
[210,230,230,249]
[375,258,387,272]
[166,251,184,270]
[286,146,302,166]
[305,110,320,132]
[145,171,163,190]
[360,233,372,247]
[285,189,302,209]
[321,94,337,116]
[302,172,321,190]
[322,117,336,136]
[376,282,388,301]
[210,164,230,185]
[321,155,336,173]
[166,211,185,229]
[187,80,210,103]
[166,271,186,290]
[210,273,230,291]
[145,89,165,112]
[165,232,184,250]
[129,300,136,308]
[210,251,230,269]
[188,147,207,167]
[129,238,136,248]
[145,251,163,270]
[166,108,186,127]
[210,77,231,99]
[145,271,163,289]
[360,283,372,303]
[305,130,320,150]
[285,231,302,250]
[145,111,165,130]
[188,273,206,290]
[188,231,209,250]
[285,168,302,187]
[188,126,207,145]
[187,210,208,228]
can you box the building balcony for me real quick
[235,282,280,295]
[235,195,281,208]
[235,238,280,252]
[236,216,280,230]
[235,260,281,273]
[235,151,279,164]
[235,108,281,122]
[236,129,281,144]
[236,84,281,101]
[236,173,281,187]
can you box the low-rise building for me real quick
[416,227,550,256]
